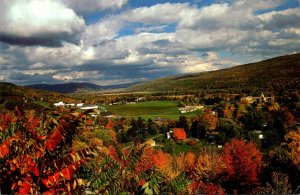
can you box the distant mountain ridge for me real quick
[27,82,141,94]
[130,53,300,92]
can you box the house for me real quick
[76,103,84,107]
[79,105,99,110]
[65,103,75,107]
[253,130,264,139]
[178,105,204,113]
[145,139,156,147]
[135,97,145,102]
[240,93,275,103]
[54,101,65,106]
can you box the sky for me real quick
[0,0,299,86]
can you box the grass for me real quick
[154,136,206,155]
[33,101,50,108]
[106,100,203,120]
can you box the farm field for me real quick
[106,100,203,119]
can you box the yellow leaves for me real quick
[176,152,195,171]
[285,128,300,167]
[194,149,225,182]
[153,150,180,180]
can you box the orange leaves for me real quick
[222,139,262,192]
[0,109,88,194]
[194,149,225,182]
[185,152,196,170]
[153,150,172,170]
[0,141,10,158]
[172,128,186,141]
[18,181,31,195]
[285,127,300,167]
[197,108,218,131]
[61,165,75,180]
[135,147,155,173]
[42,162,80,189]
[45,122,68,151]
[0,112,15,131]
[176,152,195,171]
[105,119,114,129]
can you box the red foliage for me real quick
[283,111,297,128]
[189,181,225,195]
[135,147,155,173]
[105,119,114,130]
[108,145,155,173]
[152,150,172,169]
[0,141,10,158]
[184,152,196,170]
[196,108,218,131]
[45,123,66,151]
[0,109,91,194]
[0,112,15,131]
[222,139,262,193]
[172,128,186,141]
[86,118,93,126]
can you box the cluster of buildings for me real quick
[54,101,99,110]
[178,105,204,113]
[240,93,274,104]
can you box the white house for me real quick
[76,103,84,107]
[79,105,99,110]
[54,101,65,106]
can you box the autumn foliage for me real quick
[0,107,95,194]
[285,127,300,167]
[172,128,186,141]
[222,139,263,193]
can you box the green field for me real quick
[106,100,203,120]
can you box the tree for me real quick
[222,139,262,193]
[285,128,300,167]
[172,128,186,141]
[254,172,292,194]
[148,119,158,135]
[283,111,297,130]
[198,108,218,132]
[137,117,147,136]
[190,119,206,139]
[177,116,190,136]
[216,118,244,142]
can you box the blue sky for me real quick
[0,0,299,85]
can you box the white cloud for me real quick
[0,0,85,46]
[0,0,299,85]
[15,43,84,66]
[52,70,102,81]
[61,0,128,13]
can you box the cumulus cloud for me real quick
[61,0,128,13]
[0,0,85,47]
[52,70,102,81]
[0,0,299,85]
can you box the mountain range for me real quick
[26,82,141,94]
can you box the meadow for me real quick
[106,100,203,119]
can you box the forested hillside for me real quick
[131,53,300,92]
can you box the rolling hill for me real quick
[27,82,141,94]
[0,82,68,112]
[130,53,300,92]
